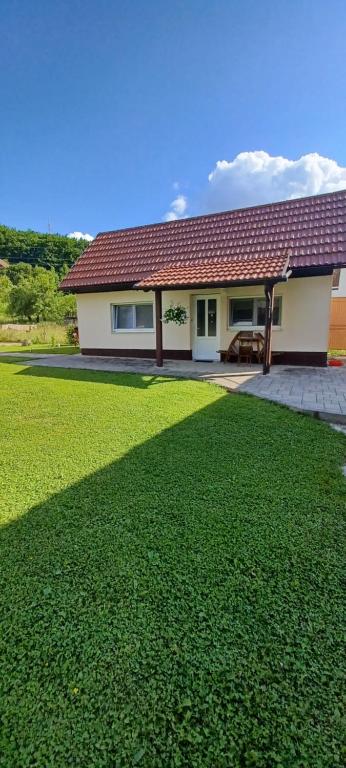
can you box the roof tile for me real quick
[136,254,289,289]
[60,190,346,290]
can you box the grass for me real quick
[0,362,345,768]
[0,321,69,344]
[0,343,79,354]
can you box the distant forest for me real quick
[0,224,89,272]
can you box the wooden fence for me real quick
[329,297,346,349]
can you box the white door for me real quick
[192,295,220,361]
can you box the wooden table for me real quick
[225,331,265,364]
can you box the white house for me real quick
[61,190,346,372]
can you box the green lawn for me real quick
[0,343,79,354]
[0,362,345,768]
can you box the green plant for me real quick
[66,324,79,345]
[1,224,87,272]
[163,303,188,325]
[0,322,67,344]
[8,267,60,322]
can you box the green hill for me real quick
[0,224,89,271]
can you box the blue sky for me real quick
[1,0,346,238]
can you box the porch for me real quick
[142,256,286,375]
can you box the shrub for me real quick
[66,325,79,346]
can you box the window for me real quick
[332,269,341,289]
[229,297,282,327]
[112,303,154,331]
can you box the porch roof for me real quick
[136,253,290,290]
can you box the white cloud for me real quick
[205,151,346,211]
[163,194,188,222]
[68,231,94,242]
[164,211,180,222]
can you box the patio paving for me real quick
[0,352,261,389]
[239,365,346,422]
[1,352,346,423]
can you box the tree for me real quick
[5,262,77,323]
[8,278,37,321]
[50,292,77,323]
[0,274,12,304]
[8,267,59,321]
[6,262,33,285]
[0,224,89,271]
[0,273,12,318]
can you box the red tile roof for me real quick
[137,253,289,289]
[60,190,346,291]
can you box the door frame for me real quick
[191,294,221,362]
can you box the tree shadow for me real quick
[0,392,344,767]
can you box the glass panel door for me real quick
[207,299,217,336]
[197,299,206,336]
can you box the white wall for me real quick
[76,275,332,354]
[220,275,332,352]
[77,289,190,351]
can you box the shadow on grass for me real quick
[14,363,181,389]
[0,391,345,767]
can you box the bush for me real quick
[66,325,79,346]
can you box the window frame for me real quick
[228,296,282,329]
[111,302,154,333]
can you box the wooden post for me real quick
[263,282,274,375]
[155,289,163,367]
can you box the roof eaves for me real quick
[59,280,136,294]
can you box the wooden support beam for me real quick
[155,289,163,367]
[263,282,274,375]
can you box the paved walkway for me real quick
[240,365,346,421]
[0,352,260,388]
[1,352,346,423]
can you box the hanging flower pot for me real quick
[163,304,188,326]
